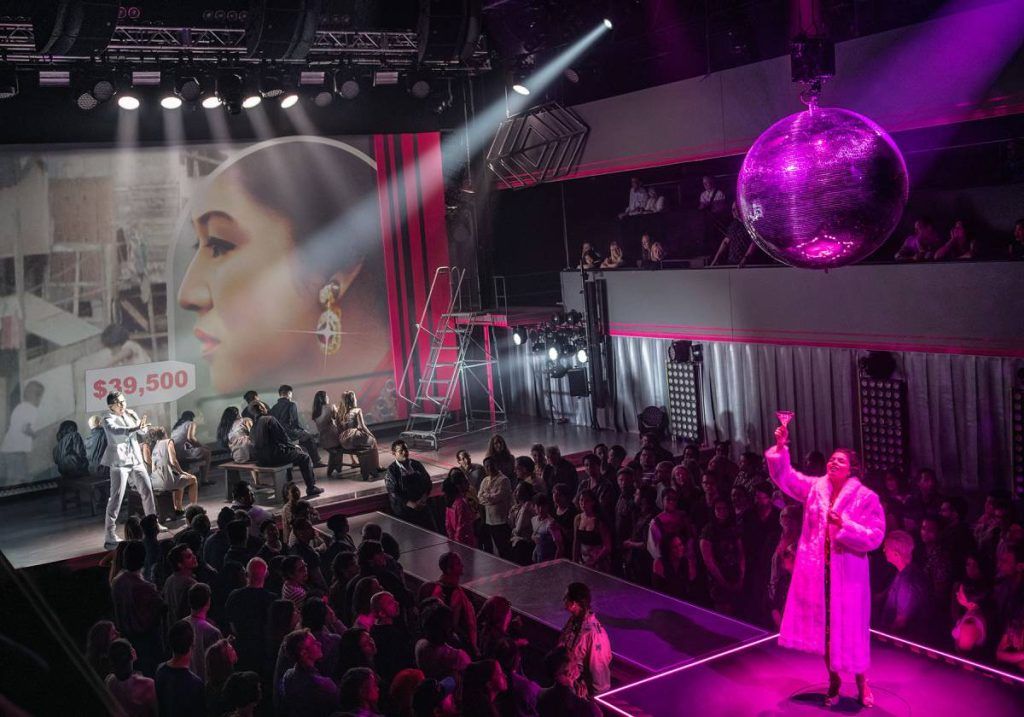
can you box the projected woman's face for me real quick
[178,171,321,392]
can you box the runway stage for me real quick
[597,631,1024,717]
[0,417,630,569]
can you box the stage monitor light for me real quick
[160,95,183,109]
[408,77,431,100]
[335,71,361,100]
[117,93,140,110]
[76,89,99,111]
[280,93,299,108]
[512,329,523,346]
[548,346,560,361]
[603,18,613,29]
[576,348,588,364]
[92,78,115,103]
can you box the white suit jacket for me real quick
[102,410,149,467]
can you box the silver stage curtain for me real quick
[503,335,1020,493]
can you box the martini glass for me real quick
[776,410,794,428]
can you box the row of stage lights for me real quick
[21,66,443,114]
[511,310,589,364]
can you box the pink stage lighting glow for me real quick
[737,106,909,270]
[870,628,1024,686]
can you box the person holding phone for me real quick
[764,414,885,708]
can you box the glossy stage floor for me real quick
[345,513,1024,717]
[0,417,630,569]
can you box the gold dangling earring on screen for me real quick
[316,281,342,355]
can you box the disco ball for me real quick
[737,106,909,269]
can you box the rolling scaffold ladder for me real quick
[397,266,507,450]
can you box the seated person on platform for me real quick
[147,427,198,517]
[270,385,322,467]
[712,202,758,267]
[311,390,341,475]
[1008,218,1024,260]
[101,323,152,368]
[642,187,665,214]
[638,241,665,269]
[339,391,381,477]
[577,243,602,270]
[170,411,212,486]
[637,233,652,266]
[698,175,726,212]
[880,530,929,638]
[894,217,943,261]
[934,219,976,260]
[600,241,625,269]
[53,420,90,480]
[617,176,647,219]
[250,401,321,497]
[241,390,261,423]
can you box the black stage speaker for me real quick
[567,368,589,397]
[246,0,323,60]
[32,0,119,56]
[417,0,481,63]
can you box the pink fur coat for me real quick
[765,445,886,673]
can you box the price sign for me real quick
[85,361,197,413]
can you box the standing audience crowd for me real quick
[86,426,1024,716]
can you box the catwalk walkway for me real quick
[349,513,1024,717]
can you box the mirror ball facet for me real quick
[737,106,909,269]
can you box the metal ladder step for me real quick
[408,412,448,419]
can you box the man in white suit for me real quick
[102,391,165,549]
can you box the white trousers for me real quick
[105,464,157,541]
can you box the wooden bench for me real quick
[220,462,292,502]
[329,447,378,480]
[59,475,110,516]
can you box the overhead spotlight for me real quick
[563,67,580,84]
[201,95,221,109]
[547,346,560,361]
[260,75,285,98]
[576,348,589,364]
[0,65,19,98]
[511,72,530,96]
[241,77,262,109]
[117,93,140,110]
[160,95,182,109]
[532,341,545,354]
[603,18,613,29]
[279,93,299,108]
[216,71,243,114]
[313,90,334,107]
[76,90,99,111]
[175,75,201,103]
[512,328,524,346]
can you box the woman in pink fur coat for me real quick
[765,422,886,707]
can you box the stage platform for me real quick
[1,418,629,569]
[347,512,769,678]
[597,631,1024,717]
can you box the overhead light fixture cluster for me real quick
[513,310,590,372]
